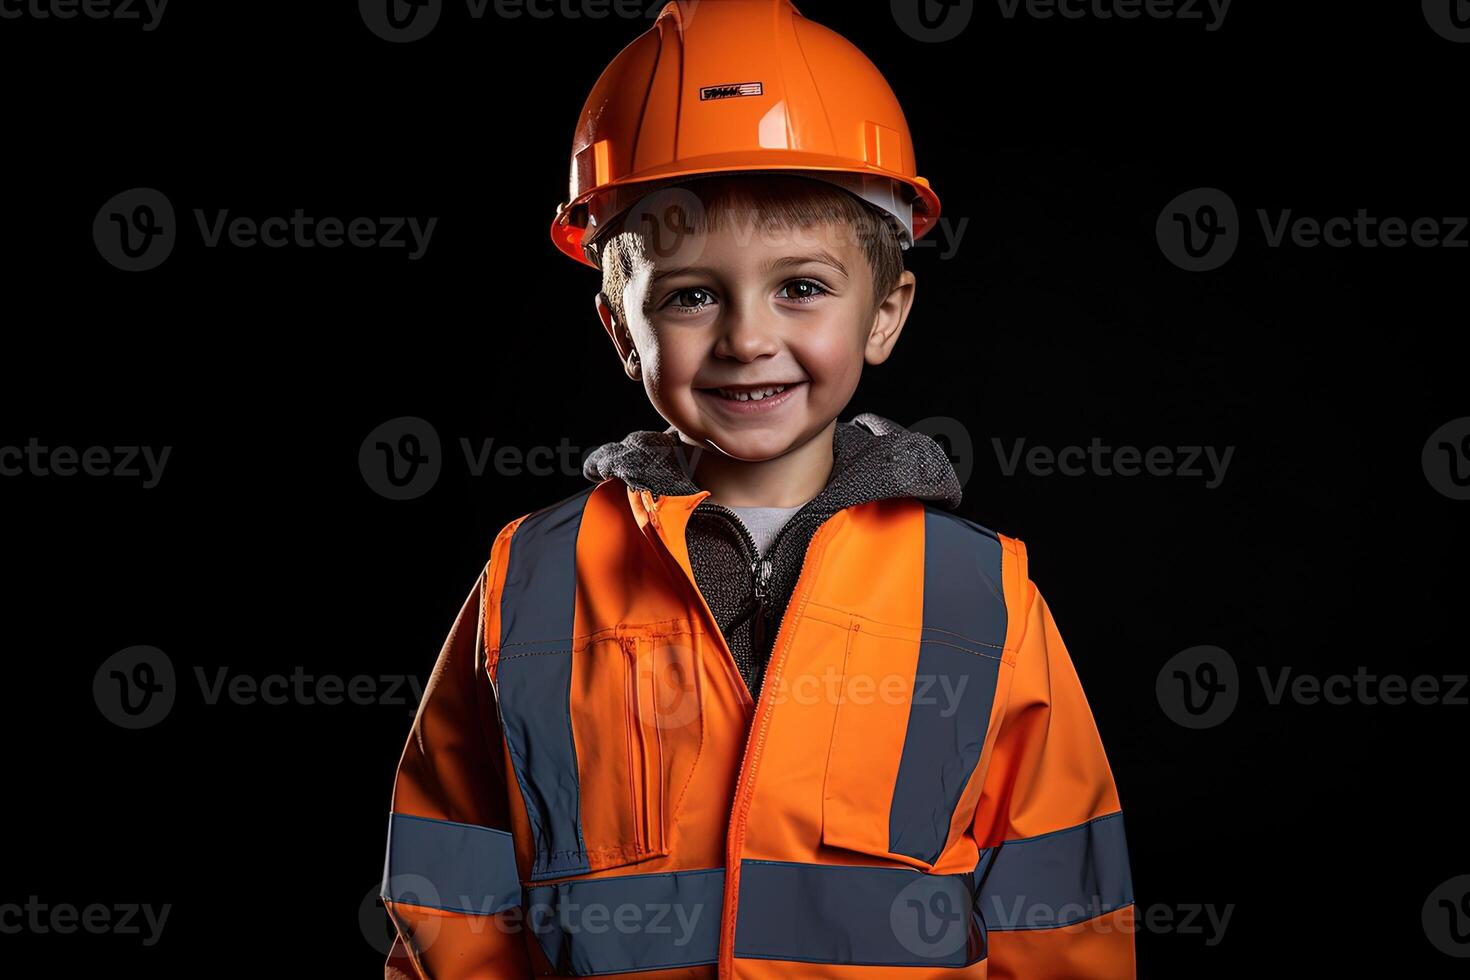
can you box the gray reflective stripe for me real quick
[525,867,724,974]
[975,812,1134,930]
[522,862,986,973]
[381,812,522,915]
[889,510,1006,865]
[736,860,984,967]
[497,487,595,880]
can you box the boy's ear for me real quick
[865,269,917,366]
[594,291,624,353]
[595,292,639,380]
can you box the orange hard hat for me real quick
[550,0,942,269]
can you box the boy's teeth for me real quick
[718,384,788,401]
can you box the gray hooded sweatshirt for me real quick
[582,413,963,702]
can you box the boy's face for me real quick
[595,214,916,464]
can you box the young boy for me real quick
[380,2,1134,977]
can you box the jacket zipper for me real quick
[698,495,826,677]
[697,501,775,674]
[712,509,840,980]
[639,493,755,712]
[649,489,831,975]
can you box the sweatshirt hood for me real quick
[581,412,963,512]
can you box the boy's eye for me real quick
[668,287,716,310]
[778,279,828,302]
[663,280,827,311]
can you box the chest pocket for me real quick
[822,511,1012,871]
[496,625,704,880]
[822,615,1007,870]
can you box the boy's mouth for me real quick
[697,381,805,403]
[695,381,808,417]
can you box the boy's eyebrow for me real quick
[762,251,849,277]
[651,250,850,284]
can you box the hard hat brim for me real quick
[552,154,940,270]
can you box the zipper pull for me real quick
[750,558,772,660]
[753,558,772,600]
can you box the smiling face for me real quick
[594,179,916,465]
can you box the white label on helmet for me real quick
[700,82,763,101]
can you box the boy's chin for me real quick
[693,427,810,464]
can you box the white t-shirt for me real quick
[724,504,805,558]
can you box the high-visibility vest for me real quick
[381,481,1135,978]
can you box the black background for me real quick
[1,0,1465,975]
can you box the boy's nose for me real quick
[714,309,783,361]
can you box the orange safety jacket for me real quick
[381,480,1136,978]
